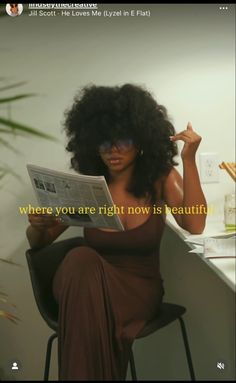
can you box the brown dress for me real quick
[52,210,165,381]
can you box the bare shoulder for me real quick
[154,167,183,207]
[164,167,182,182]
[153,168,183,227]
[154,168,182,196]
[163,167,183,193]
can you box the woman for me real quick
[26,84,207,380]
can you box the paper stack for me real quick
[203,236,235,259]
[186,232,236,259]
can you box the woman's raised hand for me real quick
[170,122,202,161]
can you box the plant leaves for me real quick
[0,129,17,134]
[0,128,25,138]
[0,81,28,91]
[0,117,58,141]
[0,137,22,154]
[0,258,22,267]
[0,292,8,298]
[0,296,18,308]
[0,164,23,182]
[0,94,36,104]
[0,310,20,324]
[0,168,8,180]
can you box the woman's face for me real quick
[98,138,139,174]
[10,4,18,14]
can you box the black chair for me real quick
[26,237,195,381]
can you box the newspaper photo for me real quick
[26,164,124,231]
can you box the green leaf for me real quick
[0,128,25,138]
[0,94,36,104]
[0,129,17,134]
[0,117,59,141]
[0,81,28,91]
[0,137,22,154]
[0,164,23,182]
[0,168,8,180]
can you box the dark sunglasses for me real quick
[98,138,134,153]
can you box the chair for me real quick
[129,303,195,380]
[26,237,196,381]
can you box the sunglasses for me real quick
[98,138,134,153]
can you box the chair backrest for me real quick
[26,236,85,331]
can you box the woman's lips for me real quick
[107,157,122,165]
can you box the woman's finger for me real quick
[28,214,60,226]
[170,122,194,141]
[186,121,193,131]
[169,133,192,142]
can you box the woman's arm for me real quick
[162,122,207,234]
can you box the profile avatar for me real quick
[11,362,19,370]
[6,4,23,17]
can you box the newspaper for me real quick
[26,164,124,231]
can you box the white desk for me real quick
[166,215,235,292]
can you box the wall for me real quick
[0,4,235,380]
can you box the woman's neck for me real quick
[108,163,135,189]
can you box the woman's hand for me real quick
[27,213,69,249]
[28,213,62,233]
[170,122,201,161]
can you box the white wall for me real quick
[0,4,235,380]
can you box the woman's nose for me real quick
[110,144,119,152]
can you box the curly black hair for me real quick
[64,83,178,202]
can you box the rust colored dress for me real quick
[52,210,165,381]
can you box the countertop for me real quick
[166,214,235,292]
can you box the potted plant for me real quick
[0,79,58,323]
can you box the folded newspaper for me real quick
[27,164,124,231]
